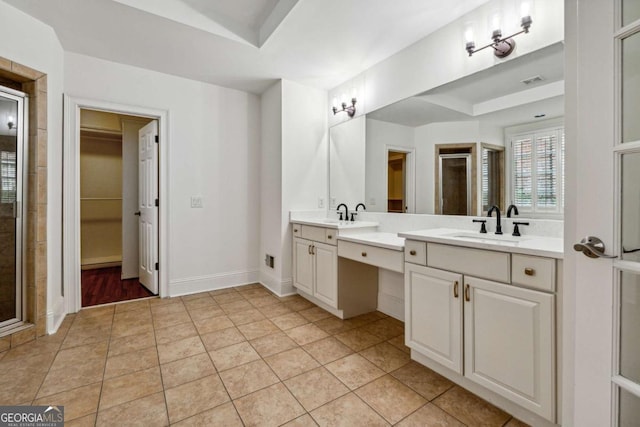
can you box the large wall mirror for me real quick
[329,41,565,218]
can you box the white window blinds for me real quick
[511,127,564,216]
[0,151,17,204]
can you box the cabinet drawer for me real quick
[427,243,510,283]
[512,254,556,292]
[301,225,326,243]
[338,241,404,273]
[405,240,426,265]
[325,229,337,246]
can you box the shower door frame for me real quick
[0,86,28,332]
[439,153,472,216]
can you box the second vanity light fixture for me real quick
[465,1,533,59]
[7,115,14,130]
[332,90,357,117]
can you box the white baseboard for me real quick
[259,269,295,297]
[47,297,66,335]
[81,255,122,267]
[169,269,260,297]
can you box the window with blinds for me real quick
[0,151,17,204]
[511,127,564,216]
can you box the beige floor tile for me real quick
[1,339,61,362]
[209,287,239,296]
[64,413,96,427]
[165,374,230,423]
[247,295,280,308]
[325,354,385,390]
[149,296,183,307]
[505,418,531,426]
[359,342,410,372]
[387,335,410,354]
[151,301,187,317]
[70,313,113,330]
[183,295,217,311]
[161,353,216,389]
[181,292,211,301]
[61,324,111,348]
[38,359,105,398]
[77,305,115,318]
[313,317,357,334]
[99,366,163,410]
[113,308,152,325]
[220,299,254,314]
[299,307,332,322]
[286,323,329,346]
[396,403,465,426]
[310,392,390,427]
[51,341,108,369]
[155,321,198,345]
[227,308,267,326]
[284,367,349,411]
[171,402,242,426]
[33,382,101,421]
[110,319,154,339]
[303,337,353,365]
[153,310,192,329]
[433,386,511,427]
[271,312,309,330]
[335,328,385,352]
[209,341,260,371]
[282,414,319,426]
[391,361,454,400]
[0,371,47,404]
[108,330,156,357]
[187,305,226,321]
[265,347,319,380]
[193,315,235,335]
[0,351,53,377]
[355,375,427,424]
[157,335,205,364]
[237,319,280,340]
[283,298,315,312]
[212,291,245,304]
[234,382,305,427]
[250,332,298,358]
[239,288,271,299]
[96,391,168,427]
[360,318,405,340]
[114,299,151,313]
[104,346,158,379]
[258,302,293,318]
[200,327,246,351]
[219,359,280,399]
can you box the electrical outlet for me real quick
[330,198,337,208]
[369,198,376,206]
[318,198,324,208]
[264,254,274,268]
[191,196,203,208]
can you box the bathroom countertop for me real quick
[291,218,379,230]
[337,232,405,251]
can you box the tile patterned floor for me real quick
[0,284,530,426]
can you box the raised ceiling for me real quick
[5,0,490,94]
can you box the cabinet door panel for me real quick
[314,242,338,307]
[293,238,314,294]
[405,264,463,373]
[464,276,554,421]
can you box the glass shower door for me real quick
[0,87,25,328]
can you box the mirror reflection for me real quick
[329,42,565,218]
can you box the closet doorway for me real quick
[79,109,157,307]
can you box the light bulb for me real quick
[351,88,357,101]
[521,1,531,17]
[491,13,501,32]
[341,93,347,104]
[464,26,474,43]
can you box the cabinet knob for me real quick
[524,267,535,276]
[361,252,367,257]
[409,250,417,256]
[294,228,298,232]
[328,235,333,239]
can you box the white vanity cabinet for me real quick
[292,225,338,307]
[404,241,558,422]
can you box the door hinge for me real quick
[154,135,159,143]
[155,262,159,271]
[155,198,159,207]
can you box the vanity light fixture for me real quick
[465,1,533,59]
[332,91,357,117]
[7,115,14,130]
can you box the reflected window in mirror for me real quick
[481,144,505,214]
[510,126,565,217]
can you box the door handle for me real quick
[464,284,470,302]
[134,211,141,216]
[573,236,616,259]
[453,281,459,298]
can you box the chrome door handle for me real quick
[573,236,617,259]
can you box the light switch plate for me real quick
[191,196,203,208]
[318,198,324,208]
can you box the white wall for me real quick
[0,1,65,333]
[65,52,261,297]
[330,115,366,210]
[365,119,414,212]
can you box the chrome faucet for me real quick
[506,204,519,218]
[487,205,503,235]
[350,203,366,221]
[336,203,349,221]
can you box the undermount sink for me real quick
[444,232,530,245]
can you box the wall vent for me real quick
[521,75,545,85]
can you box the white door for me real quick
[313,242,338,306]
[138,120,158,294]
[293,238,313,294]
[404,264,463,373]
[568,1,640,425]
